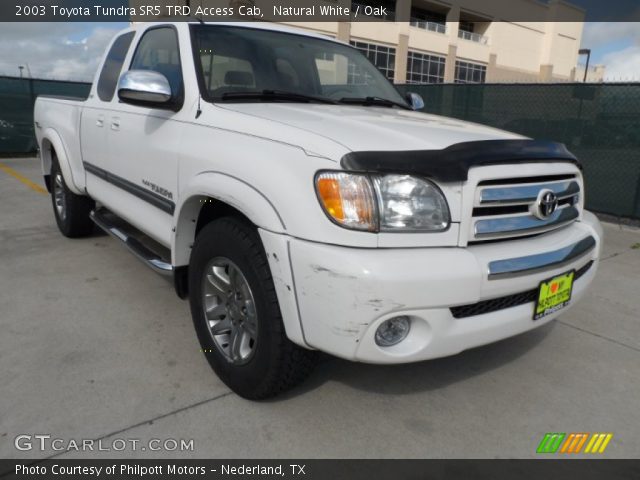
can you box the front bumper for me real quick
[260,211,602,364]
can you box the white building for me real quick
[132,0,606,83]
[283,0,605,83]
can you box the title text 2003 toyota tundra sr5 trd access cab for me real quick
[35,22,603,399]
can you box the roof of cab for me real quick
[133,21,346,45]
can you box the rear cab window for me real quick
[96,31,135,102]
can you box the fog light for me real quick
[375,316,411,347]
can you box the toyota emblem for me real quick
[533,189,559,219]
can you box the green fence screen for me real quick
[1,76,639,219]
[396,83,640,219]
[0,76,90,154]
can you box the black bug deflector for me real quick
[340,140,580,182]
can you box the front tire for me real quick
[189,217,316,399]
[50,156,94,238]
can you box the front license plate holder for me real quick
[533,270,575,320]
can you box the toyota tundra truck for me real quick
[34,22,603,399]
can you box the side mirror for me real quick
[406,92,425,111]
[118,70,173,108]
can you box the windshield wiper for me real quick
[338,96,411,110]
[219,90,338,105]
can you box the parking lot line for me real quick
[0,161,47,194]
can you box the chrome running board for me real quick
[90,209,174,276]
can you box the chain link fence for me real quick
[1,76,638,219]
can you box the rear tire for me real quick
[50,155,94,238]
[189,217,316,399]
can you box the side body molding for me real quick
[172,171,287,267]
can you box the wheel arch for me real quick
[173,175,308,350]
[40,137,53,192]
[172,172,287,267]
[40,129,84,194]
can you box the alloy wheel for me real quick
[201,257,258,365]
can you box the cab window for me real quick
[130,27,183,100]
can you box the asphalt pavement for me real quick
[1,156,638,459]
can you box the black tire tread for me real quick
[226,218,316,398]
[191,217,316,399]
[51,156,94,238]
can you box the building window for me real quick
[410,7,447,34]
[316,52,335,62]
[455,60,487,83]
[406,51,446,84]
[350,41,396,82]
[459,21,475,33]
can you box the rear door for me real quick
[82,31,135,191]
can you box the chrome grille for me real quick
[470,175,581,242]
[479,180,580,206]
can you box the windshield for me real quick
[191,25,407,106]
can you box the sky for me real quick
[0,21,638,82]
[0,22,128,82]
[581,22,640,81]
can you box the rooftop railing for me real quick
[458,29,489,45]
[410,20,447,34]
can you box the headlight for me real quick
[315,172,450,232]
[374,175,450,231]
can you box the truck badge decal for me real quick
[142,179,173,200]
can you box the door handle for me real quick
[96,115,104,128]
[110,118,120,131]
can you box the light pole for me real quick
[579,48,591,83]
[19,64,35,123]
[19,64,32,78]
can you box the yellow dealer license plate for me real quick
[534,270,575,320]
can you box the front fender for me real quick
[172,171,287,266]
[40,128,84,194]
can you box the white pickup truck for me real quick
[35,21,603,399]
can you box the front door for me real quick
[102,26,185,247]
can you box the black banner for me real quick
[1,0,640,22]
[1,460,640,480]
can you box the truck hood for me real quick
[216,103,524,156]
